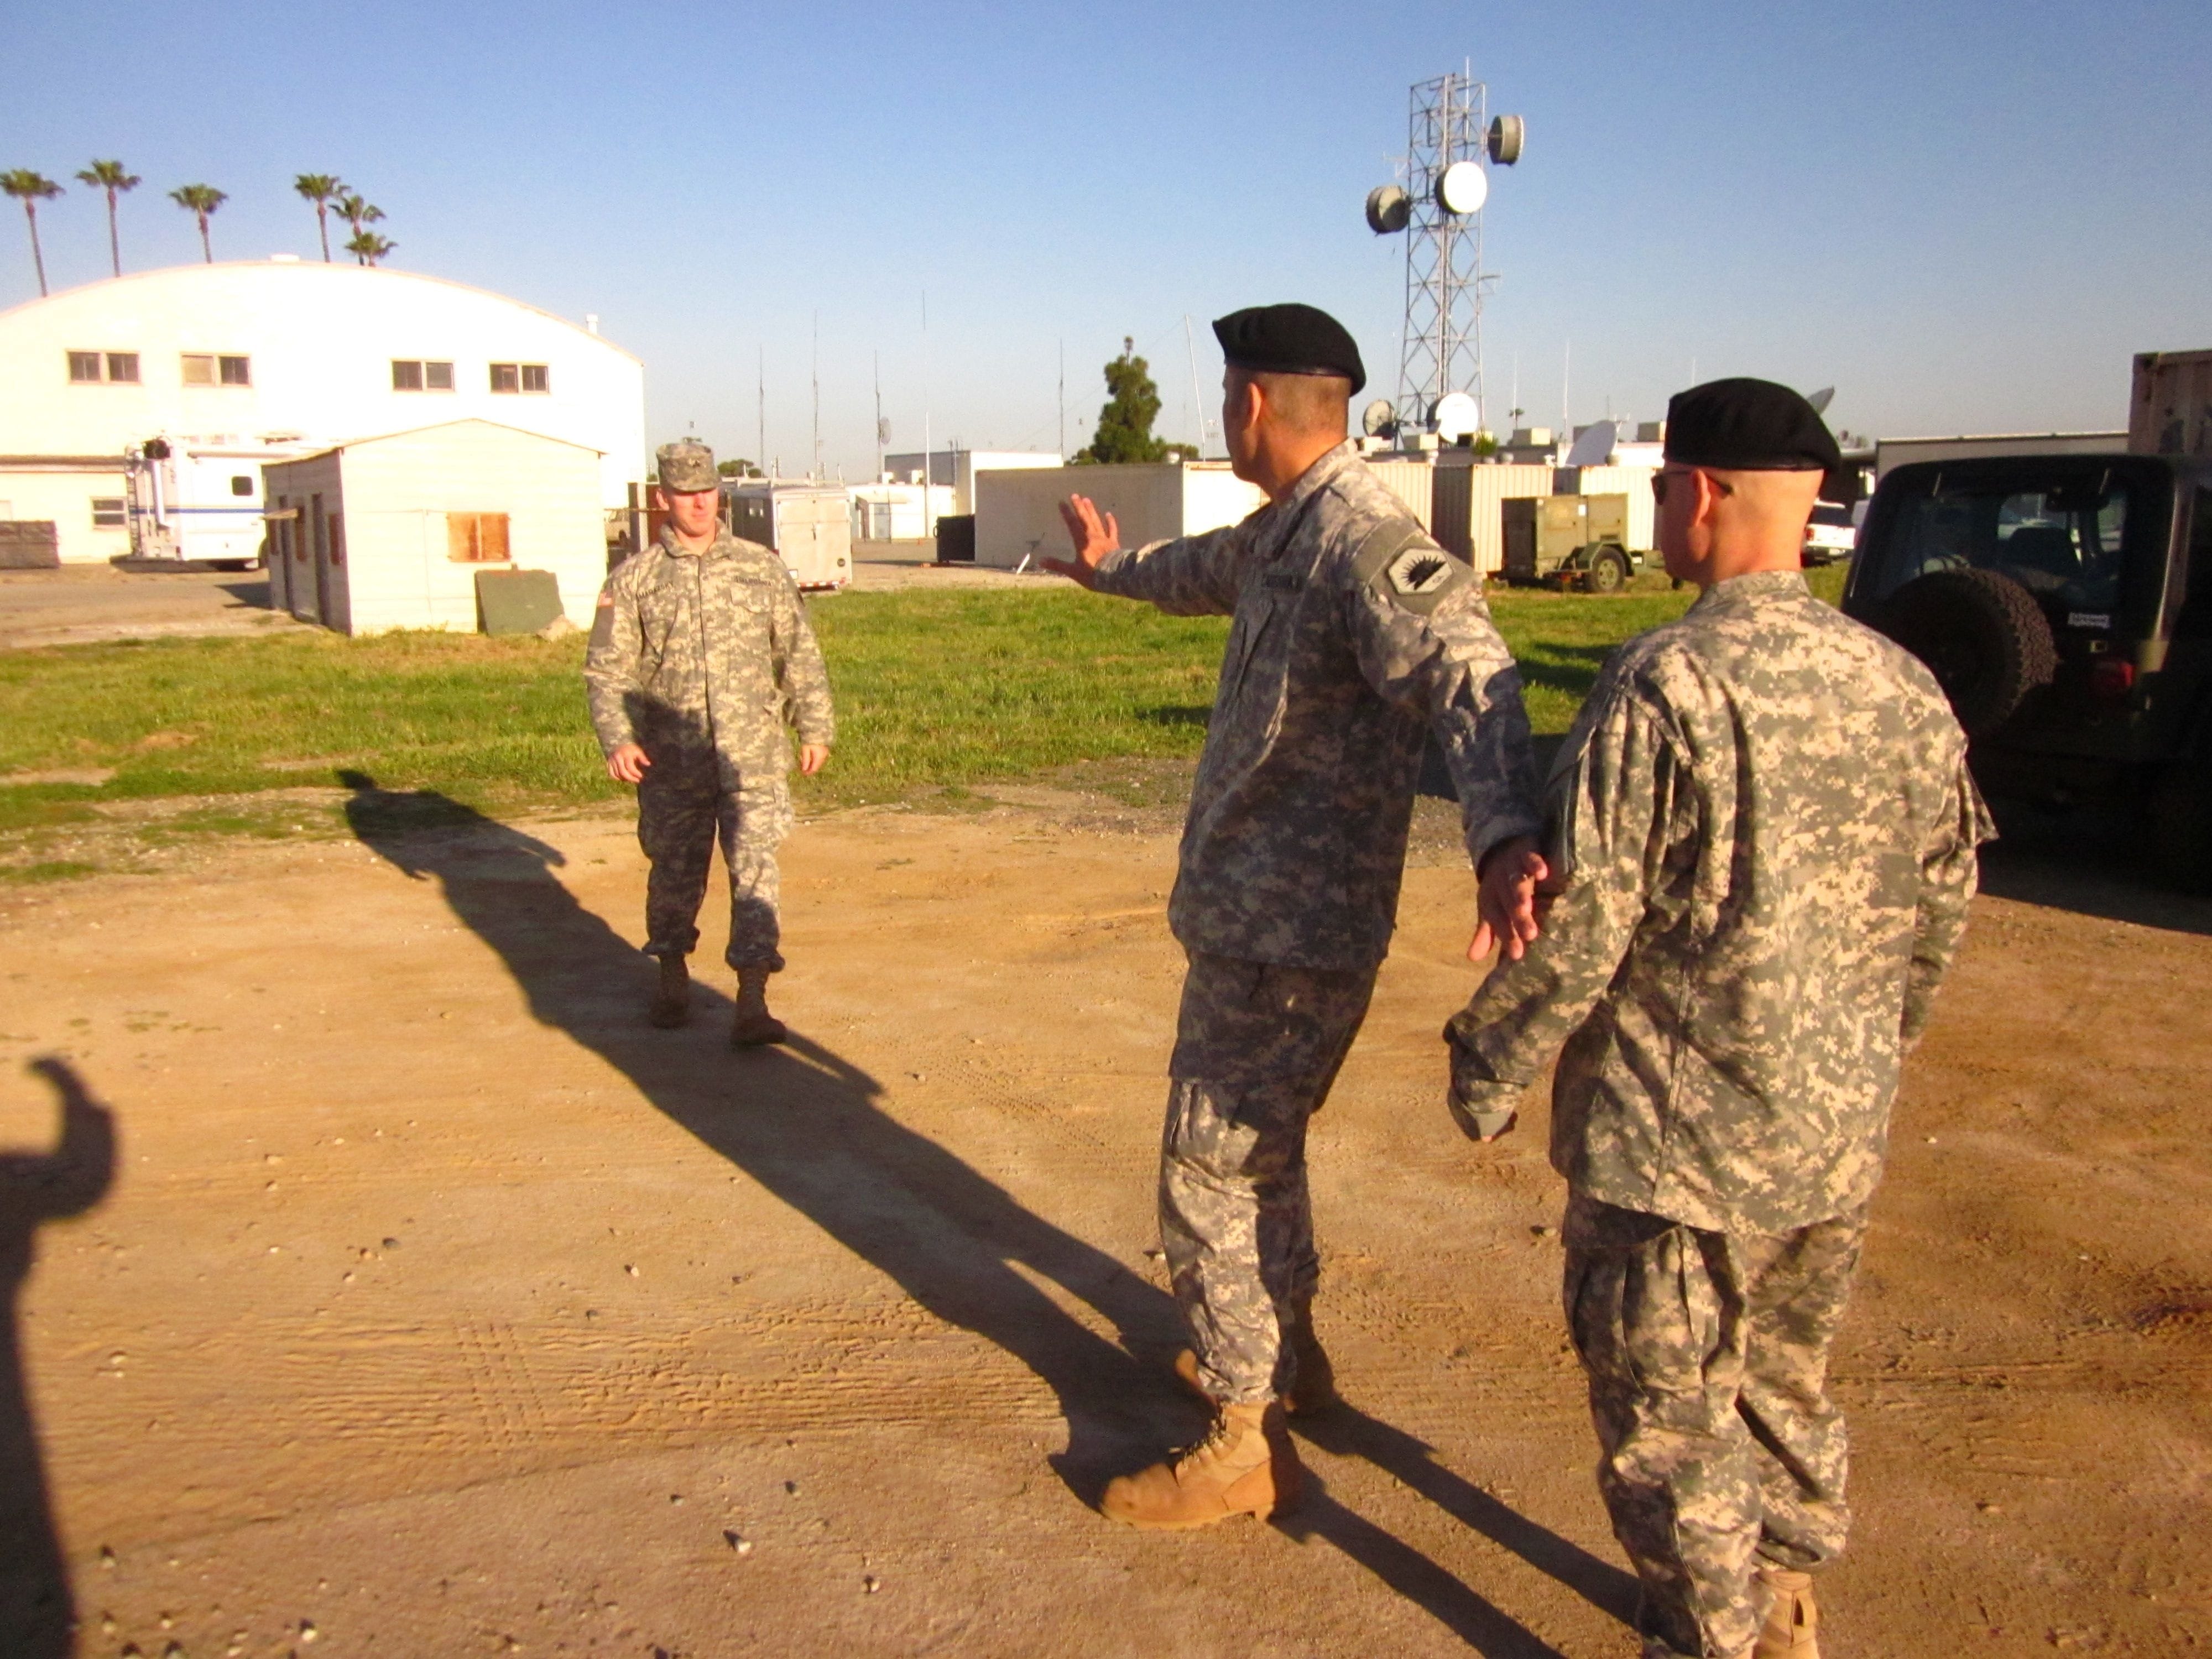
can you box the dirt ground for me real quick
[0,567,307,650]
[0,779,2206,1658]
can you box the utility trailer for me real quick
[1500,493,1642,592]
[721,482,852,591]
[124,436,302,569]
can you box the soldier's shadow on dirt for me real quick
[339,774,1631,1655]
[0,1057,117,1658]
[1973,799,2212,936]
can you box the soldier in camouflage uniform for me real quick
[1445,381,1994,1659]
[584,440,836,1047]
[1047,304,1545,1529]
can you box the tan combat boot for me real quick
[729,966,788,1048]
[1171,1297,1338,1418]
[1752,1565,1819,1658]
[649,954,691,1029]
[1099,1400,1300,1530]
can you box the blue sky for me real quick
[3,1,2206,476]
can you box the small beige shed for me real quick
[262,419,606,635]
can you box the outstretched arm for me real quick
[1045,493,1245,616]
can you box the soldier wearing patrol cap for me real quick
[584,440,836,1046]
[1047,302,1548,1528]
[1443,379,1993,1658]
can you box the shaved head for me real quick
[1230,367,1352,439]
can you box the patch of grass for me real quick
[1,860,99,883]
[0,570,1848,841]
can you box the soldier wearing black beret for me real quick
[1044,303,1547,1528]
[1444,379,1991,1658]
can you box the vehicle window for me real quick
[2177,486,2212,640]
[1871,476,2132,613]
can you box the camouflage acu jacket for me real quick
[1446,570,1993,1233]
[1092,441,1540,971]
[583,528,835,775]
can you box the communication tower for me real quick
[1364,68,1522,441]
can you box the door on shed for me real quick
[311,494,332,627]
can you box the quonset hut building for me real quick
[0,259,645,566]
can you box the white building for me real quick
[0,260,645,563]
[974,462,1266,570]
[263,419,606,636]
[883,448,1063,518]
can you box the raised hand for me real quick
[1043,494,1121,588]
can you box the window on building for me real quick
[91,497,126,529]
[231,476,254,497]
[182,353,252,387]
[489,363,549,394]
[69,350,140,384]
[328,513,346,568]
[446,512,512,562]
[391,359,455,392]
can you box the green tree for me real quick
[716,458,764,479]
[1,170,64,296]
[1076,337,1171,464]
[75,160,139,278]
[333,192,385,264]
[344,231,395,268]
[169,183,227,263]
[294,174,344,262]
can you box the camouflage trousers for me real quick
[637,761,793,972]
[1159,952,1376,1406]
[1563,1193,1867,1659]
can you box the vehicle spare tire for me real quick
[1871,568,2059,737]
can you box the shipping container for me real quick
[2130,350,2212,461]
[973,462,1266,570]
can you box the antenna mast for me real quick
[1365,67,1520,439]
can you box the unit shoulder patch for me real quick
[1386,546,1458,598]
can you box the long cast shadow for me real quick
[338,773,1623,1652]
[0,1058,117,1657]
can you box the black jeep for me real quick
[1841,451,2212,889]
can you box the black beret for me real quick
[1213,303,1366,396]
[1665,378,1847,498]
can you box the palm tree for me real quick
[333,192,385,263]
[1,170,63,296]
[169,184,227,263]
[75,160,140,278]
[343,231,395,268]
[293,173,343,262]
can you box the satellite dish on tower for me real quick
[1431,392,1481,441]
[1486,115,1525,165]
[1364,184,1411,234]
[1362,398,1399,439]
[1564,420,1620,467]
[1436,160,1489,216]
[1807,386,1835,415]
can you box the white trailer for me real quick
[125,436,307,568]
[723,482,851,591]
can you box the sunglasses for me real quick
[1650,469,1731,508]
